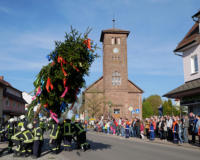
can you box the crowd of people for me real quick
[94,113,200,145]
[0,115,90,158]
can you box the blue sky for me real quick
[0,0,199,99]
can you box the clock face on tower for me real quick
[113,47,119,54]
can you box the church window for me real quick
[112,71,121,86]
[114,109,120,114]
[117,38,120,44]
[111,37,120,45]
[111,38,115,45]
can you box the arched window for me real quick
[112,71,121,86]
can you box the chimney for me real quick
[0,76,4,80]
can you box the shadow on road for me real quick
[87,139,112,151]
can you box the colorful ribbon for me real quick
[32,96,36,101]
[57,56,80,77]
[60,102,67,112]
[43,103,48,108]
[57,56,68,76]
[60,86,69,98]
[69,62,80,72]
[46,77,54,93]
[46,52,57,61]
[35,86,41,97]
[50,110,59,124]
[50,61,55,66]
[52,52,57,59]
[63,78,67,87]
[83,38,91,50]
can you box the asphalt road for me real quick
[0,131,199,160]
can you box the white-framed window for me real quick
[191,55,198,74]
[112,71,121,86]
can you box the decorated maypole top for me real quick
[28,27,98,122]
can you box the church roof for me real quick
[83,76,143,93]
[174,22,200,52]
[128,79,144,93]
[84,76,103,93]
[100,28,130,42]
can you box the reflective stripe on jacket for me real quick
[50,123,60,139]
[21,130,33,143]
[33,127,43,141]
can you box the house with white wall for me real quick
[164,11,200,115]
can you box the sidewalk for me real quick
[91,131,200,150]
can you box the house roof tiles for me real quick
[163,78,200,98]
[174,22,200,52]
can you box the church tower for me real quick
[100,28,130,91]
[83,25,143,119]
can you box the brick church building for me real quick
[83,27,143,119]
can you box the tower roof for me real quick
[100,28,130,42]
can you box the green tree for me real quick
[28,27,98,120]
[142,101,154,118]
[86,93,104,118]
[162,100,172,116]
[146,95,162,116]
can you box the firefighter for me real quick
[73,121,90,151]
[49,120,61,154]
[32,120,44,159]
[63,118,74,151]
[11,129,23,157]
[0,123,5,142]
[7,118,16,153]
[19,124,34,157]
[17,115,27,132]
[39,117,46,134]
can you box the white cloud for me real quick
[11,31,62,50]
[0,54,47,71]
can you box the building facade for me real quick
[164,11,200,115]
[83,28,143,119]
[0,76,26,123]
